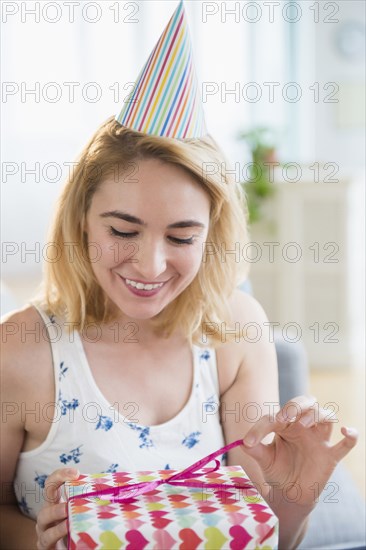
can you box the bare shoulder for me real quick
[226,288,270,325]
[1,305,52,398]
[216,289,276,395]
[1,306,54,505]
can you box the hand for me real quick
[240,395,358,510]
[35,467,79,550]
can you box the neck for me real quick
[103,299,187,347]
[101,314,186,348]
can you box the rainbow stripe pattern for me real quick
[115,0,207,139]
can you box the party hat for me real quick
[115,0,207,139]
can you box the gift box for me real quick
[64,439,278,549]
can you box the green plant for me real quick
[238,127,280,224]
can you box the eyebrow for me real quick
[100,210,206,229]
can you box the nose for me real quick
[132,238,168,281]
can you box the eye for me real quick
[109,227,137,238]
[109,227,195,245]
[169,237,195,245]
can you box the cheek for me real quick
[180,244,205,274]
[88,234,138,268]
[102,240,139,266]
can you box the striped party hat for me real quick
[115,0,207,139]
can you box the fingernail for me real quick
[276,413,291,423]
[299,415,313,427]
[345,427,357,436]
[243,435,256,447]
[66,468,78,476]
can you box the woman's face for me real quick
[86,157,211,323]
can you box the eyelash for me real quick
[108,227,195,245]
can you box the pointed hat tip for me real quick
[115,0,207,139]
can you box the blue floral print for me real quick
[58,389,79,415]
[182,431,201,448]
[200,350,210,361]
[126,422,154,449]
[17,497,31,515]
[204,395,217,412]
[59,445,83,465]
[103,463,119,473]
[58,361,68,381]
[95,415,113,431]
[34,472,47,489]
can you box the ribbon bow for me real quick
[67,439,252,504]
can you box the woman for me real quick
[1,117,358,550]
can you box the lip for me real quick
[117,274,169,297]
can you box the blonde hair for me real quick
[42,116,250,348]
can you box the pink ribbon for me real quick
[67,439,251,504]
[66,439,255,550]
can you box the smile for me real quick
[124,278,165,290]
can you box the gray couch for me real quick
[274,336,366,549]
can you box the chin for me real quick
[109,298,167,320]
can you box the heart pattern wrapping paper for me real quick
[64,465,278,549]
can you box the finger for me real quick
[240,439,274,472]
[44,468,79,506]
[38,517,68,550]
[276,395,317,423]
[297,406,338,428]
[37,502,68,533]
[241,403,334,444]
[243,414,283,447]
[330,426,359,462]
[239,415,282,470]
[239,406,335,470]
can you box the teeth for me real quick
[125,278,164,291]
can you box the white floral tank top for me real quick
[13,302,227,521]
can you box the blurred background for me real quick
[1,0,365,498]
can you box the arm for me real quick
[0,308,75,550]
[0,310,39,548]
[0,506,38,550]
[219,291,309,548]
[220,291,358,549]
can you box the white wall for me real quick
[281,0,365,170]
[1,0,365,315]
